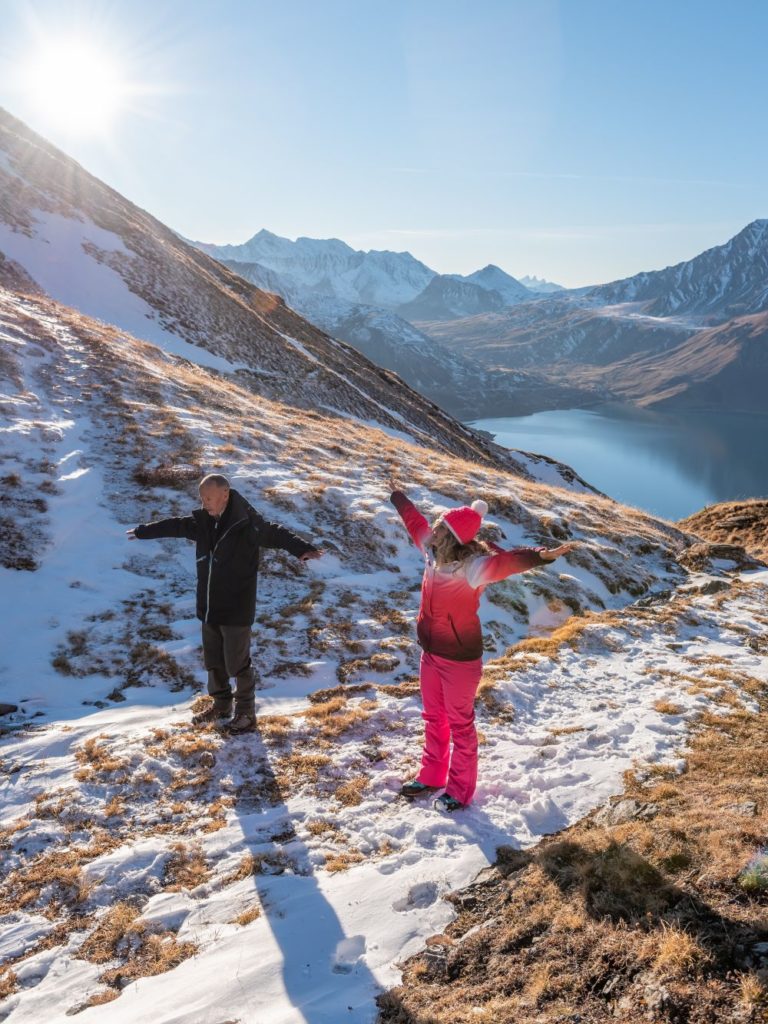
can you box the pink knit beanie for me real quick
[441,500,488,544]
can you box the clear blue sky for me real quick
[1,0,766,286]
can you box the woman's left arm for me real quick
[466,542,577,588]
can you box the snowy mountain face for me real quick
[197,229,437,308]
[198,234,531,315]
[586,219,768,319]
[193,236,543,414]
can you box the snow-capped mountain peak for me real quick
[587,218,768,318]
[197,230,436,308]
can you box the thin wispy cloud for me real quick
[349,222,738,245]
[389,168,744,189]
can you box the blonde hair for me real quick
[431,517,490,567]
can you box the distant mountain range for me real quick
[197,221,768,416]
[193,231,585,416]
[421,220,768,414]
[195,229,556,318]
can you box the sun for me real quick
[21,37,128,135]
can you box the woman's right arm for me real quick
[390,491,432,552]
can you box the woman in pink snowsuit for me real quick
[390,489,572,811]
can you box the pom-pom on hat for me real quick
[441,499,488,544]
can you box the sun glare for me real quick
[22,37,128,135]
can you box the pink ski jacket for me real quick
[391,490,547,661]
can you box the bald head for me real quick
[199,475,230,518]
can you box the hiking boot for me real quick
[434,793,465,813]
[192,703,232,727]
[400,779,440,799]
[226,711,256,734]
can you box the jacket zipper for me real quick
[204,516,248,623]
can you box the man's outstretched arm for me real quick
[250,510,321,560]
[127,515,198,541]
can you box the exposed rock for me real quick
[677,541,763,574]
[725,801,758,816]
[679,501,768,564]
[593,799,660,826]
[422,944,450,977]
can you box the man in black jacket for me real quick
[128,474,321,732]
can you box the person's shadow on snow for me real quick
[224,719,380,1024]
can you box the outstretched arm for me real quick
[127,516,198,541]
[251,510,320,560]
[466,541,577,588]
[390,490,432,553]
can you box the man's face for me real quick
[199,484,230,517]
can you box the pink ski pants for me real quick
[416,650,483,805]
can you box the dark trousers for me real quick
[201,623,255,712]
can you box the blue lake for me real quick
[471,405,768,522]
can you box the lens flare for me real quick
[22,37,128,135]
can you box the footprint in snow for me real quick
[392,881,439,912]
[332,934,366,974]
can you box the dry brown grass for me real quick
[0,848,91,915]
[258,715,294,743]
[78,903,141,963]
[679,499,768,563]
[163,843,210,891]
[223,851,294,882]
[305,818,341,837]
[654,699,685,715]
[80,988,120,1009]
[324,849,365,873]
[233,904,262,926]
[98,930,197,989]
[645,922,711,976]
[334,777,369,807]
[302,696,377,739]
[275,751,331,785]
[74,736,130,781]
[0,968,18,999]
[380,674,768,1024]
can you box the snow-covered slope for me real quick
[1,280,736,1023]
[0,106,529,471]
[587,219,768,319]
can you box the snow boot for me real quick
[400,779,440,799]
[226,708,256,734]
[434,793,465,813]
[192,702,232,727]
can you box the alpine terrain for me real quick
[1,108,768,1023]
[423,221,768,413]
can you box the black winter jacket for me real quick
[134,489,317,626]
